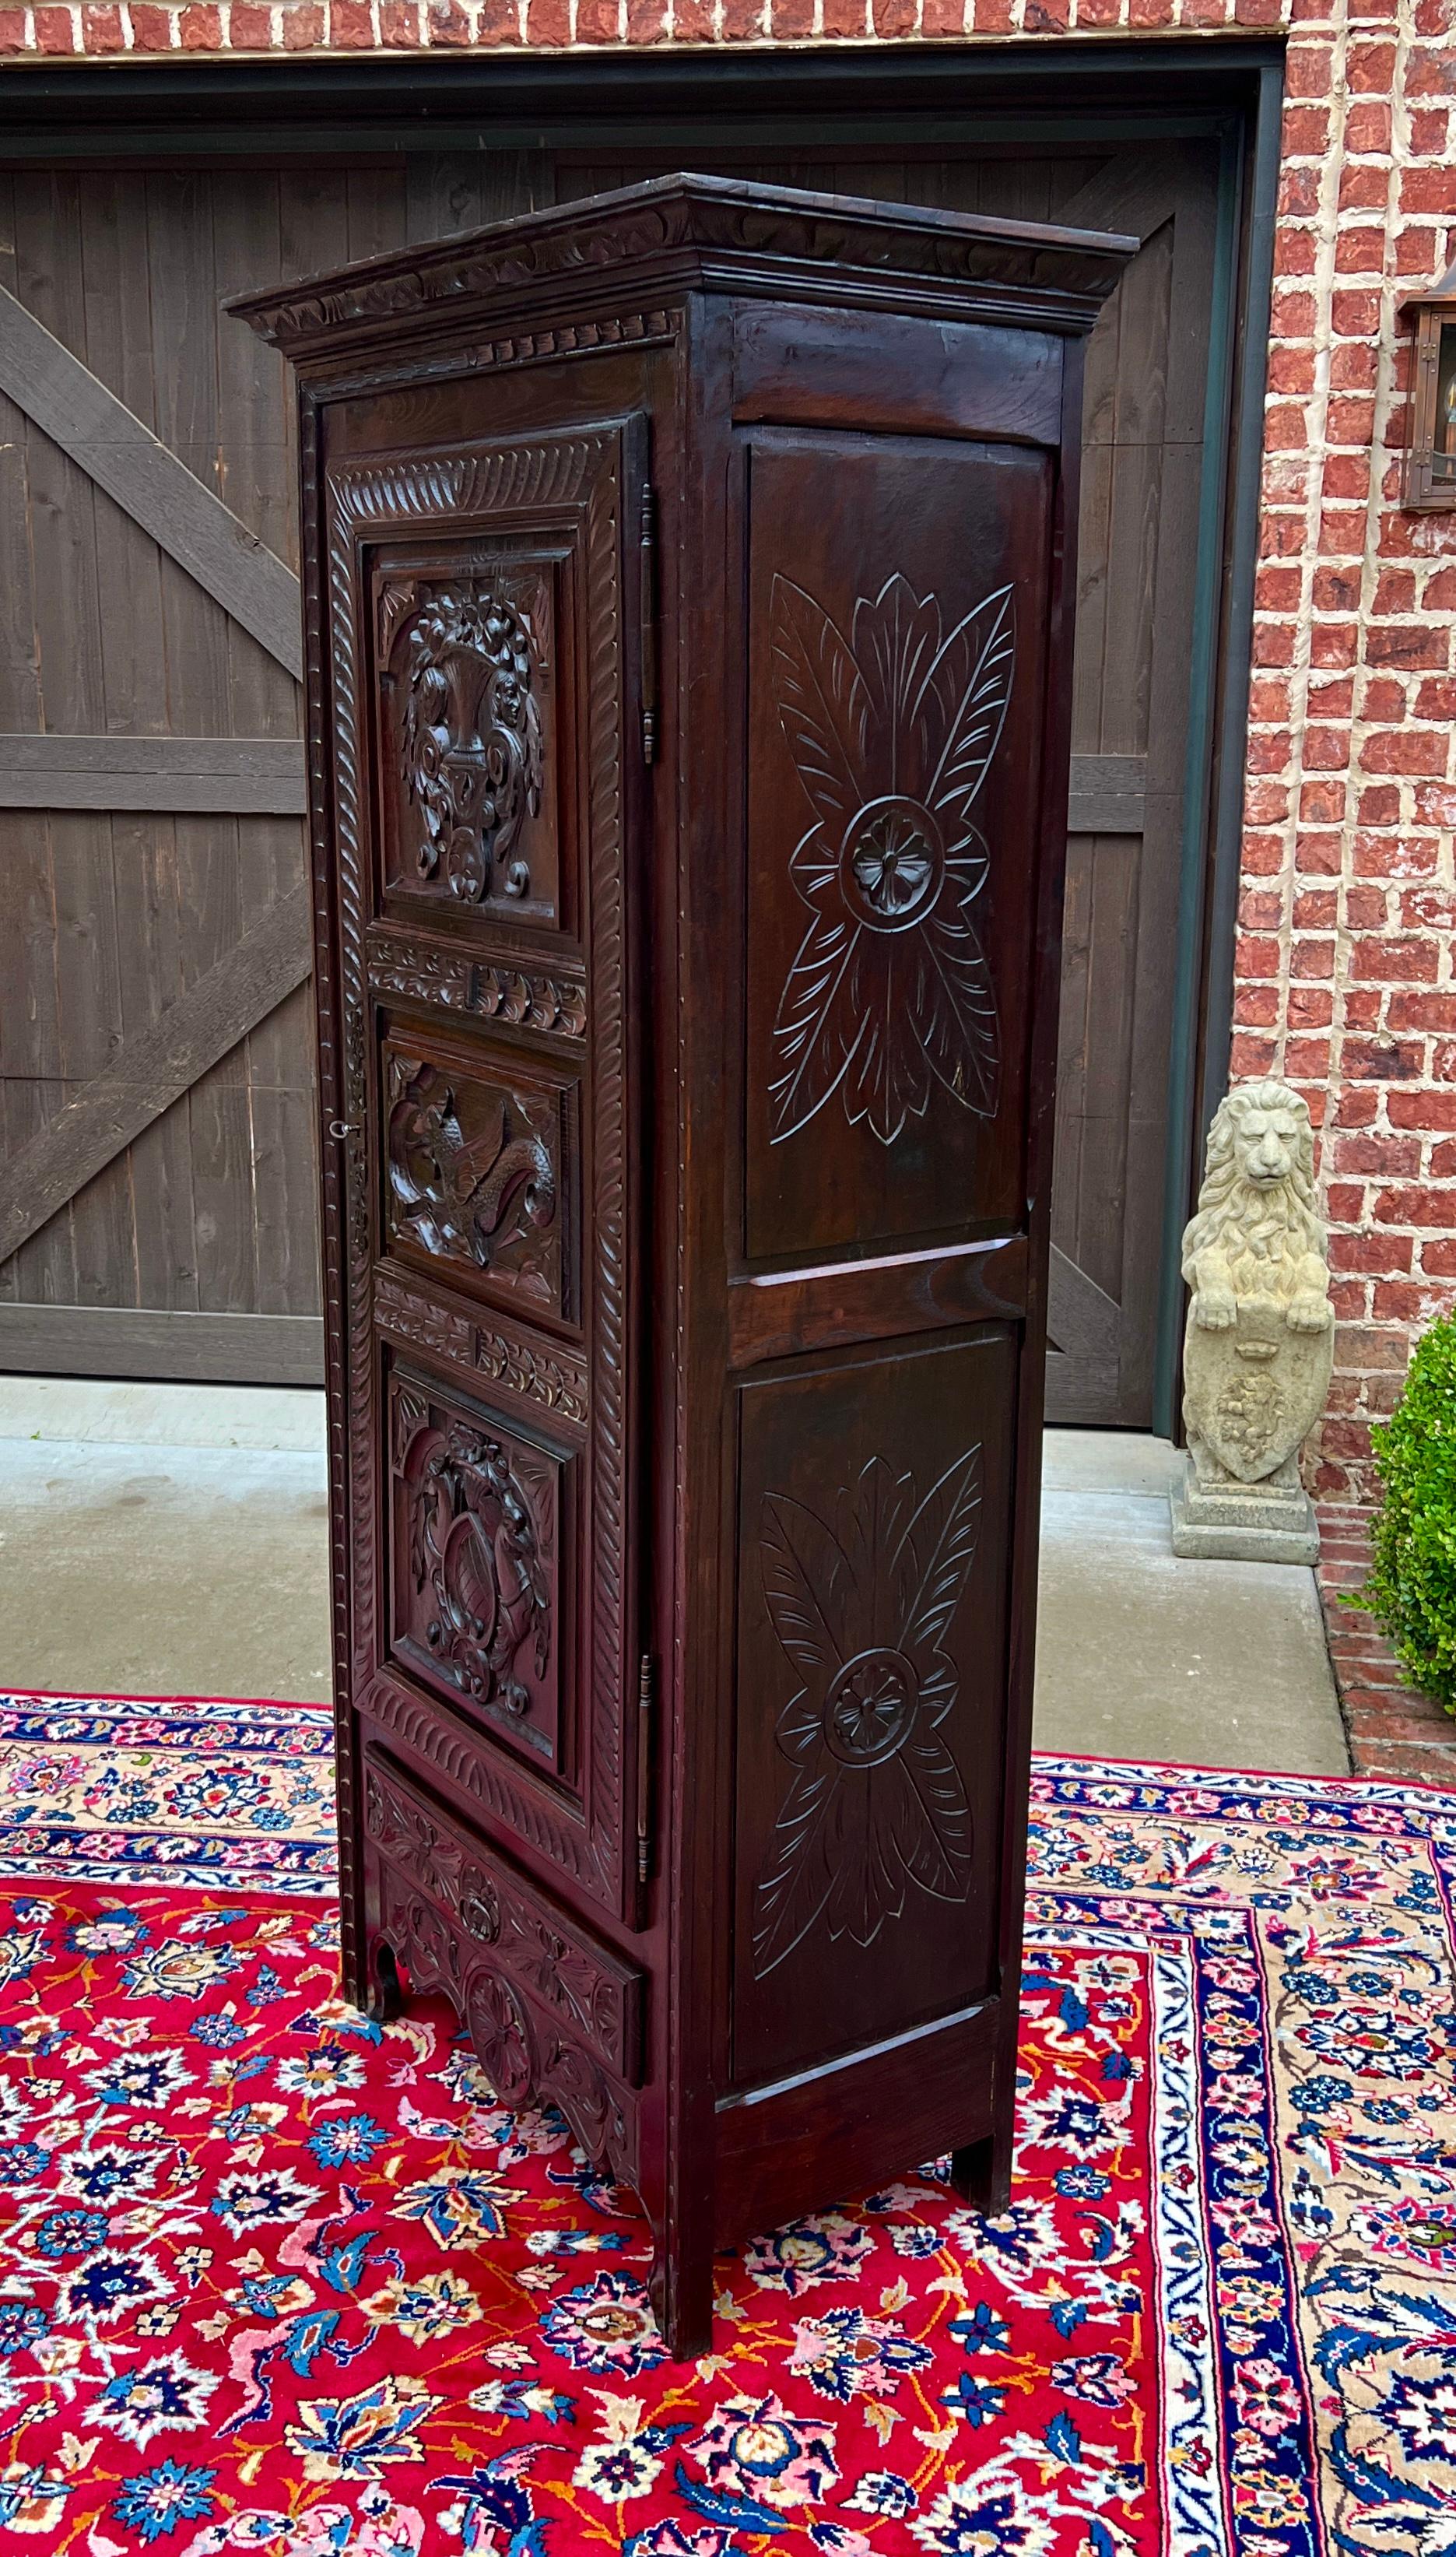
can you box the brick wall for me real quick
[5,0,1453,1505]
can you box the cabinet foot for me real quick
[649,2226,716,2362]
[949,2130,1011,2216]
[365,1938,403,2026]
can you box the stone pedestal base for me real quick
[1168,1453,1320,1565]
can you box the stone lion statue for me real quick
[1182,1078,1331,1339]
[1172,1079,1334,1551]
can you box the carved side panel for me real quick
[730,1331,1017,2090]
[382,1030,576,1325]
[388,1368,570,1773]
[742,433,1051,1263]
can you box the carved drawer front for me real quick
[729,1329,1016,2091]
[363,1751,642,2184]
[388,1364,574,1776]
[742,431,1051,1266]
[381,1024,578,1329]
[373,536,567,935]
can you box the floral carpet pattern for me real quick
[0,1696,1451,2557]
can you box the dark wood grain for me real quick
[246,170,1129,2361]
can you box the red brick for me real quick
[1338,163,1389,210]
[128,4,175,41]
[230,0,275,37]
[1289,985,1335,1027]
[80,4,126,44]
[575,0,618,34]
[1331,1228,1416,1274]
[1295,831,1344,874]
[1233,985,1280,1027]
[1388,1087,1456,1129]
[524,0,568,34]
[1374,1182,1456,1225]
[1241,833,1286,876]
[279,0,325,36]
[1366,620,1451,669]
[1345,99,1393,150]
[1335,1133,1423,1175]
[1419,1236,1456,1275]
[178,4,223,41]
[1304,726,1353,771]
[1311,621,1360,667]
[1402,163,1456,212]
[1290,936,1337,977]
[1360,730,1449,774]
[1342,1034,1425,1079]
[1334,227,1388,273]
[0,5,29,40]
[1230,1032,1279,1077]
[328,0,374,35]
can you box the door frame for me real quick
[0,41,1282,1424]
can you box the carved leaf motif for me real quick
[921,585,1016,841]
[752,1448,981,1979]
[770,578,869,837]
[768,568,1012,1148]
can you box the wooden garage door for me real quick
[0,141,1222,1416]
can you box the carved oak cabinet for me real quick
[233,176,1131,2357]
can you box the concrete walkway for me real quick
[0,1380,1348,1776]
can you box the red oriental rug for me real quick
[0,1691,1452,2557]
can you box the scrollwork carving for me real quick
[364,1756,644,2090]
[402,1417,552,1719]
[396,585,545,905]
[367,930,588,1040]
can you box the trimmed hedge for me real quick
[1348,1309,1456,1716]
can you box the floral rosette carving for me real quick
[753,1447,981,1976]
[769,570,1014,1147]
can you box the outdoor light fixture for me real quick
[1402,257,1456,511]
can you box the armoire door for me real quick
[318,399,651,1923]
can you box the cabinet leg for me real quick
[648,2221,716,2362]
[949,2130,1011,2216]
[364,1938,403,2026]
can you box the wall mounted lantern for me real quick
[1402,258,1456,511]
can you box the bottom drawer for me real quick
[361,1745,644,2183]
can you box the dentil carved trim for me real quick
[374,1268,590,1428]
[367,927,588,1039]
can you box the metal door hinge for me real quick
[635,1651,655,1887]
[639,482,659,767]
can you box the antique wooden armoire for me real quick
[233,176,1131,2357]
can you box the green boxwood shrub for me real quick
[1347,1308,1456,1714]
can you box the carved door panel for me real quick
[322,413,644,1922]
